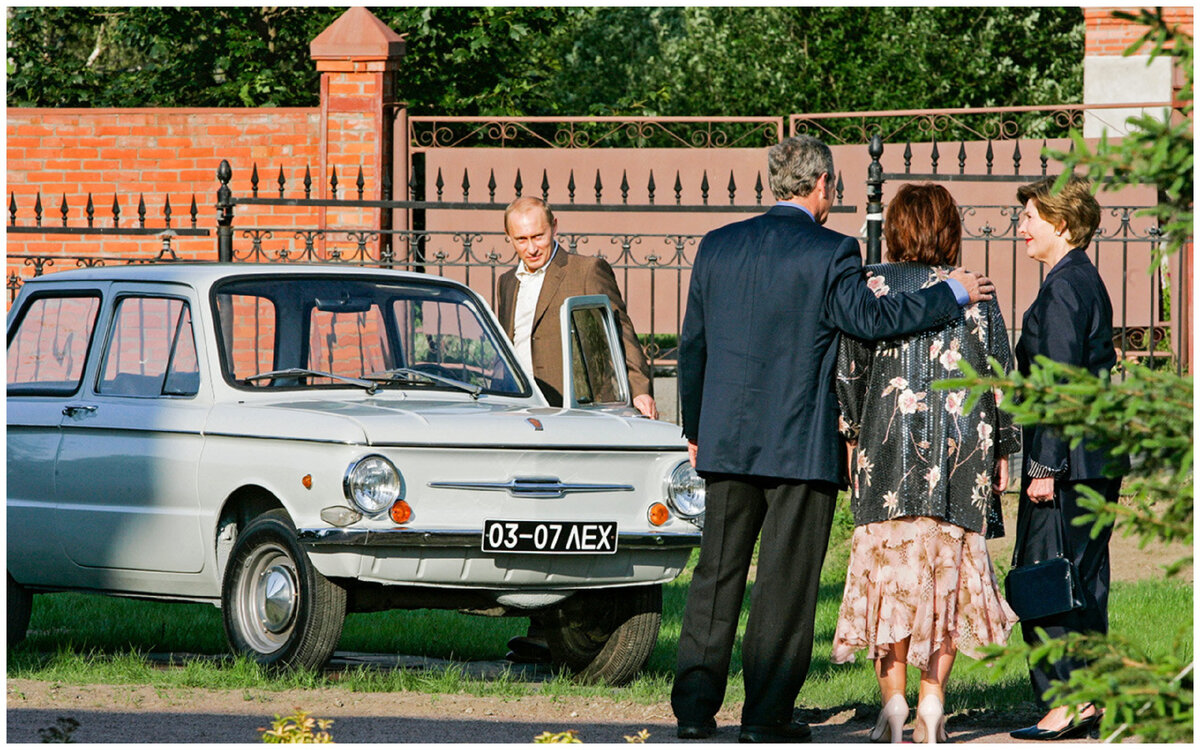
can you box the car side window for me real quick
[6,294,102,395]
[98,296,199,397]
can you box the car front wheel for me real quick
[8,571,32,647]
[544,584,662,686]
[221,510,346,671]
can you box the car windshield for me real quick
[212,275,527,397]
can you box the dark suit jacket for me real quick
[1015,248,1124,480]
[496,246,652,406]
[679,204,961,484]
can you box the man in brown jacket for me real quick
[496,196,657,418]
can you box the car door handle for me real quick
[62,404,97,417]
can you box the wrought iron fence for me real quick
[6,191,209,302]
[789,101,1173,146]
[409,115,784,150]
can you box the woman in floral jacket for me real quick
[831,183,1020,743]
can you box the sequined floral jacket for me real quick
[837,263,1021,534]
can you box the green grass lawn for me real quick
[8,502,1193,709]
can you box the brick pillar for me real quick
[310,7,406,255]
[1082,7,1193,137]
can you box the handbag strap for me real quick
[1012,489,1073,567]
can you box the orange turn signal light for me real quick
[390,499,413,525]
[648,502,671,527]
[302,474,313,490]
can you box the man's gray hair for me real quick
[768,136,834,201]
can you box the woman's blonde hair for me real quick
[1016,174,1101,248]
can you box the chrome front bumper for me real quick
[297,526,702,549]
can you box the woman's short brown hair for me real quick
[883,183,962,264]
[1016,174,1101,249]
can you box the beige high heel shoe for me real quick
[913,694,948,743]
[869,693,909,743]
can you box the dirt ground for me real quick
[6,527,1188,744]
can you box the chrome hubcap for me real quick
[258,564,297,634]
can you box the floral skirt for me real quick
[831,516,1018,671]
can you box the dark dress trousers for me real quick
[671,205,962,728]
[1012,248,1126,705]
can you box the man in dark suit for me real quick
[671,136,995,743]
[496,196,657,418]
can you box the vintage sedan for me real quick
[6,264,704,685]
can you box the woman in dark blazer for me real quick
[1008,175,1126,741]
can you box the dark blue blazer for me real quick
[1015,248,1124,480]
[679,205,961,483]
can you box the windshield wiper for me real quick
[365,367,482,400]
[245,368,379,394]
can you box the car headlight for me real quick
[343,455,403,515]
[665,460,706,519]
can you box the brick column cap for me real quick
[310,6,406,63]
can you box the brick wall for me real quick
[7,108,322,264]
[1084,7,1194,56]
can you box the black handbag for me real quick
[1004,497,1085,620]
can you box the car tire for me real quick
[544,584,662,686]
[8,571,33,648]
[221,509,346,671]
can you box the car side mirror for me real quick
[559,295,631,410]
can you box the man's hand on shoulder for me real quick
[634,394,658,420]
[949,268,995,304]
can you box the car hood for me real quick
[206,395,686,450]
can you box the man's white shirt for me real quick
[512,242,560,378]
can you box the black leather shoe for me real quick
[504,636,551,664]
[1010,714,1098,741]
[738,721,812,743]
[677,719,717,740]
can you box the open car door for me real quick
[559,295,633,411]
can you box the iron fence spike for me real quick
[648,171,657,205]
[278,167,286,197]
[674,171,683,205]
[251,164,260,197]
[594,169,603,204]
[8,192,15,226]
[513,169,522,199]
[541,169,550,202]
[621,170,630,205]
[701,170,710,205]
[462,168,471,200]
[87,194,95,227]
[488,169,497,202]
[190,195,198,228]
[60,194,69,227]
[357,167,365,199]
[1013,140,1022,175]
[755,172,763,204]
[138,194,147,228]
[568,170,576,203]
[958,142,967,174]
[727,171,736,205]
[164,195,172,228]
[35,193,43,226]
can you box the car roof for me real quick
[17,263,462,291]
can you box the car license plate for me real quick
[482,520,618,554]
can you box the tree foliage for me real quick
[7,7,1081,116]
[940,10,1193,743]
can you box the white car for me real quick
[6,264,704,685]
